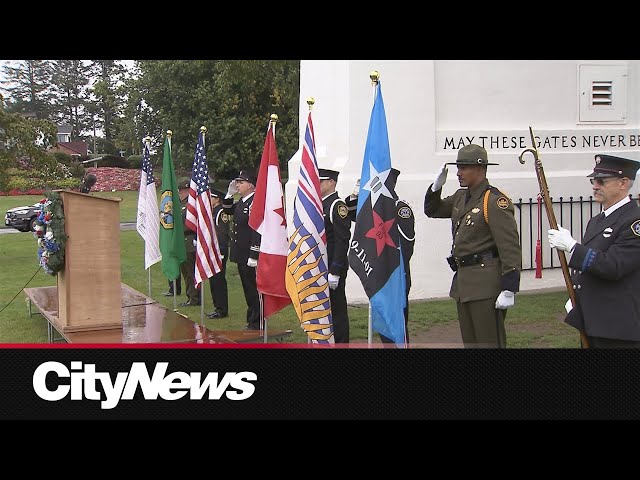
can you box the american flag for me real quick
[285,112,334,343]
[135,143,161,269]
[184,130,223,287]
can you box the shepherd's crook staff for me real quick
[144,135,153,298]
[518,126,589,348]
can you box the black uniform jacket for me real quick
[566,200,640,340]
[322,191,351,277]
[222,192,261,265]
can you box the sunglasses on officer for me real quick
[590,177,623,186]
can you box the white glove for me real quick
[328,273,340,290]
[247,258,258,268]
[548,225,577,253]
[564,298,573,313]
[351,178,361,197]
[432,164,448,191]
[226,180,239,198]
[495,290,515,309]
[192,239,197,247]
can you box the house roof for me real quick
[55,142,88,156]
[57,124,72,135]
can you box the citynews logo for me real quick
[32,361,257,410]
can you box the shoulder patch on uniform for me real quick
[337,203,348,219]
[631,219,640,237]
[496,196,509,209]
[398,205,412,219]
[221,213,229,223]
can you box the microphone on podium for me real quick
[80,173,97,194]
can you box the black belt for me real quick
[455,249,498,267]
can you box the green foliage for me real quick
[99,154,130,168]
[135,60,300,177]
[49,151,73,165]
[127,154,142,169]
[0,107,57,193]
[66,160,86,179]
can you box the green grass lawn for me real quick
[0,224,581,346]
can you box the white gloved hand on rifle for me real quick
[247,258,258,268]
[328,273,340,290]
[495,290,515,309]
[548,225,577,253]
[226,180,239,198]
[432,164,448,191]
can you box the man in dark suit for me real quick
[548,154,640,348]
[345,168,415,345]
[319,168,352,343]
[222,169,261,330]
[207,187,230,319]
[424,144,522,348]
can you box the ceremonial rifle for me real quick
[518,126,589,348]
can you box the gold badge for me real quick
[338,204,348,219]
[221,213,229,223]
[496,197,509,209]
[631,220,640,237]
[472,208,480,214]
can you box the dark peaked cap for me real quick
[209,187,226,198]
[588,154,640,179]
[318,168,340,181]
[446,144,499,166]
[234,169,257,185]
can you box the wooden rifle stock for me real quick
[519,126,589,348]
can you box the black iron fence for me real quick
[515,194,640,271]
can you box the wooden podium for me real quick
[55,190,123,332]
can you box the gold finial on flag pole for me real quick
[307,97,315,111]
[200,126,207,134]
[370,70,380,85]
[143,136,151,150]
[270,113,278,124]
[166,129,172,137]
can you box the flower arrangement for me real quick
[34,191,67,275]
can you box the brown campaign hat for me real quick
[445,144,499,166]
[588,154,640,179]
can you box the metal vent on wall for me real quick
[591,81,612,106]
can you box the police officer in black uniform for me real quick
[319,168,352,343]
[207,187,230,319]
[222,169,261,330]
[346,168,415,345]
[548,154,640,348]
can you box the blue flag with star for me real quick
[348,81,406,345]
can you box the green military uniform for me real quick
[179,196,200,306]
[425,153,521,348]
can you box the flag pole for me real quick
[307,98,315,346]
[261,113,279,343]
[367,70,380,346]
[199,125,208,327]
[143,135,153,298]
[167,130,179,312]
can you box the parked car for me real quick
[4,202,42,232]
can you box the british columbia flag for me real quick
[285,112,334,343]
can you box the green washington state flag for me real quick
[159,135,186,281]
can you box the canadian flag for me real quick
[248,122,292,318]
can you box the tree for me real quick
[0,60,54,120]
[0,94,58,193]
[89,60,127,154]
[133,60,299,177]
[50,60,93,140]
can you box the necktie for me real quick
[464,189,471,205]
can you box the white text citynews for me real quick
[33,361,257,410]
